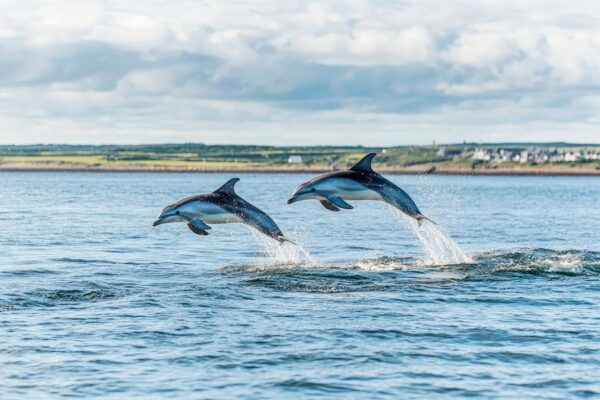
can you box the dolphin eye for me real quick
[311,188,316,192]
[175,211,180,214]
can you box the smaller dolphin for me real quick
[153,178,294,243]
[287,153,435,226]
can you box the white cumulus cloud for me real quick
[0,0,599,145]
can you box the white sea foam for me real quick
[540,253,584,273]
[352,259,417,272]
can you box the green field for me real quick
[0,143,599,171]
[0,144,441,169]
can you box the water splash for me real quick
[393,210,473,265]
[249,229,315,265]
[353,256,414,272]
[474,248,593,276]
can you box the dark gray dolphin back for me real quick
[213,178,286,240]
[348,153,423,217]
[349,152,377,172]
[213,178,240,196]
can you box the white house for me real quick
[288,155,303,164]
[472,148,487,161]
[520,151,529,163]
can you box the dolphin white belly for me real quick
[189,201,242,224]
[325,178,383,201]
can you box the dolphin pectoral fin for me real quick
[190,218,212,230]
[187,218,212,235]
[320,200,340,212]
[327,195,353,210]
[187,223,209,236]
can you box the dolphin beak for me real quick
[152,218,164,226]
[287,196,299,204]
[153,213,184,226]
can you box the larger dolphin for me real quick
[153,178,294,243]
[287,153,435,226]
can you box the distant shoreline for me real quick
[1,164,599,176]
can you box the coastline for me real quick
[1,163,599,176]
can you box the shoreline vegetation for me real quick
[1,143,599,176]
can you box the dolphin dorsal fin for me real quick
[349,153,377,172]
[214,178,240,195]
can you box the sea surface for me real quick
[1,172,600,399]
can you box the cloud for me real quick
[274,26,435,66]
[0,0,599,145]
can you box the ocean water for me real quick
[1,172,600,399]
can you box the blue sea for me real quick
[1,172,600,399]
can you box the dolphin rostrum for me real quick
[287,153,435,226]
[153,178,294,243]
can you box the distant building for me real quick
[520,151,529,163]
[436,147,447,157]
[472,148,487,161]
[499,149,514,161]
[464,147,599,164]
[564,152,580,162]
[288,155,303,164]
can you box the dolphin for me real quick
[287,153,435,226]
[153,178,294,243]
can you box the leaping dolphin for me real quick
[287,153,435,226]
[153,178,294,243]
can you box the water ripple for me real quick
[2,172,600,399]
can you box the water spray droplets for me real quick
[393,210,473,265]
[249,229,315,265]
[247,209,471,268]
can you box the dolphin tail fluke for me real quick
[277,236,297,246]
[416,215,437,227]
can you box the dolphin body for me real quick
[153,178,293,243]
[287,153,435,226]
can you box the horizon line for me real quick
[1,141,600,148]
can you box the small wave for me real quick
[3,285,128,309]
[459,248,600,277]
[221,263,319,274]
[274,379,354,394]
[222,254,463,275]
[51,257,120,264]
[223,249,600,276]
[219,248,600,294]
[246,277,356,293]
[0,268,59,277]
[351,255,458,271]
[46,289,120,302]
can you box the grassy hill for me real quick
[0,144,439,169]
[0,143,599,173]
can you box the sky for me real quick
[0,0,599,146]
